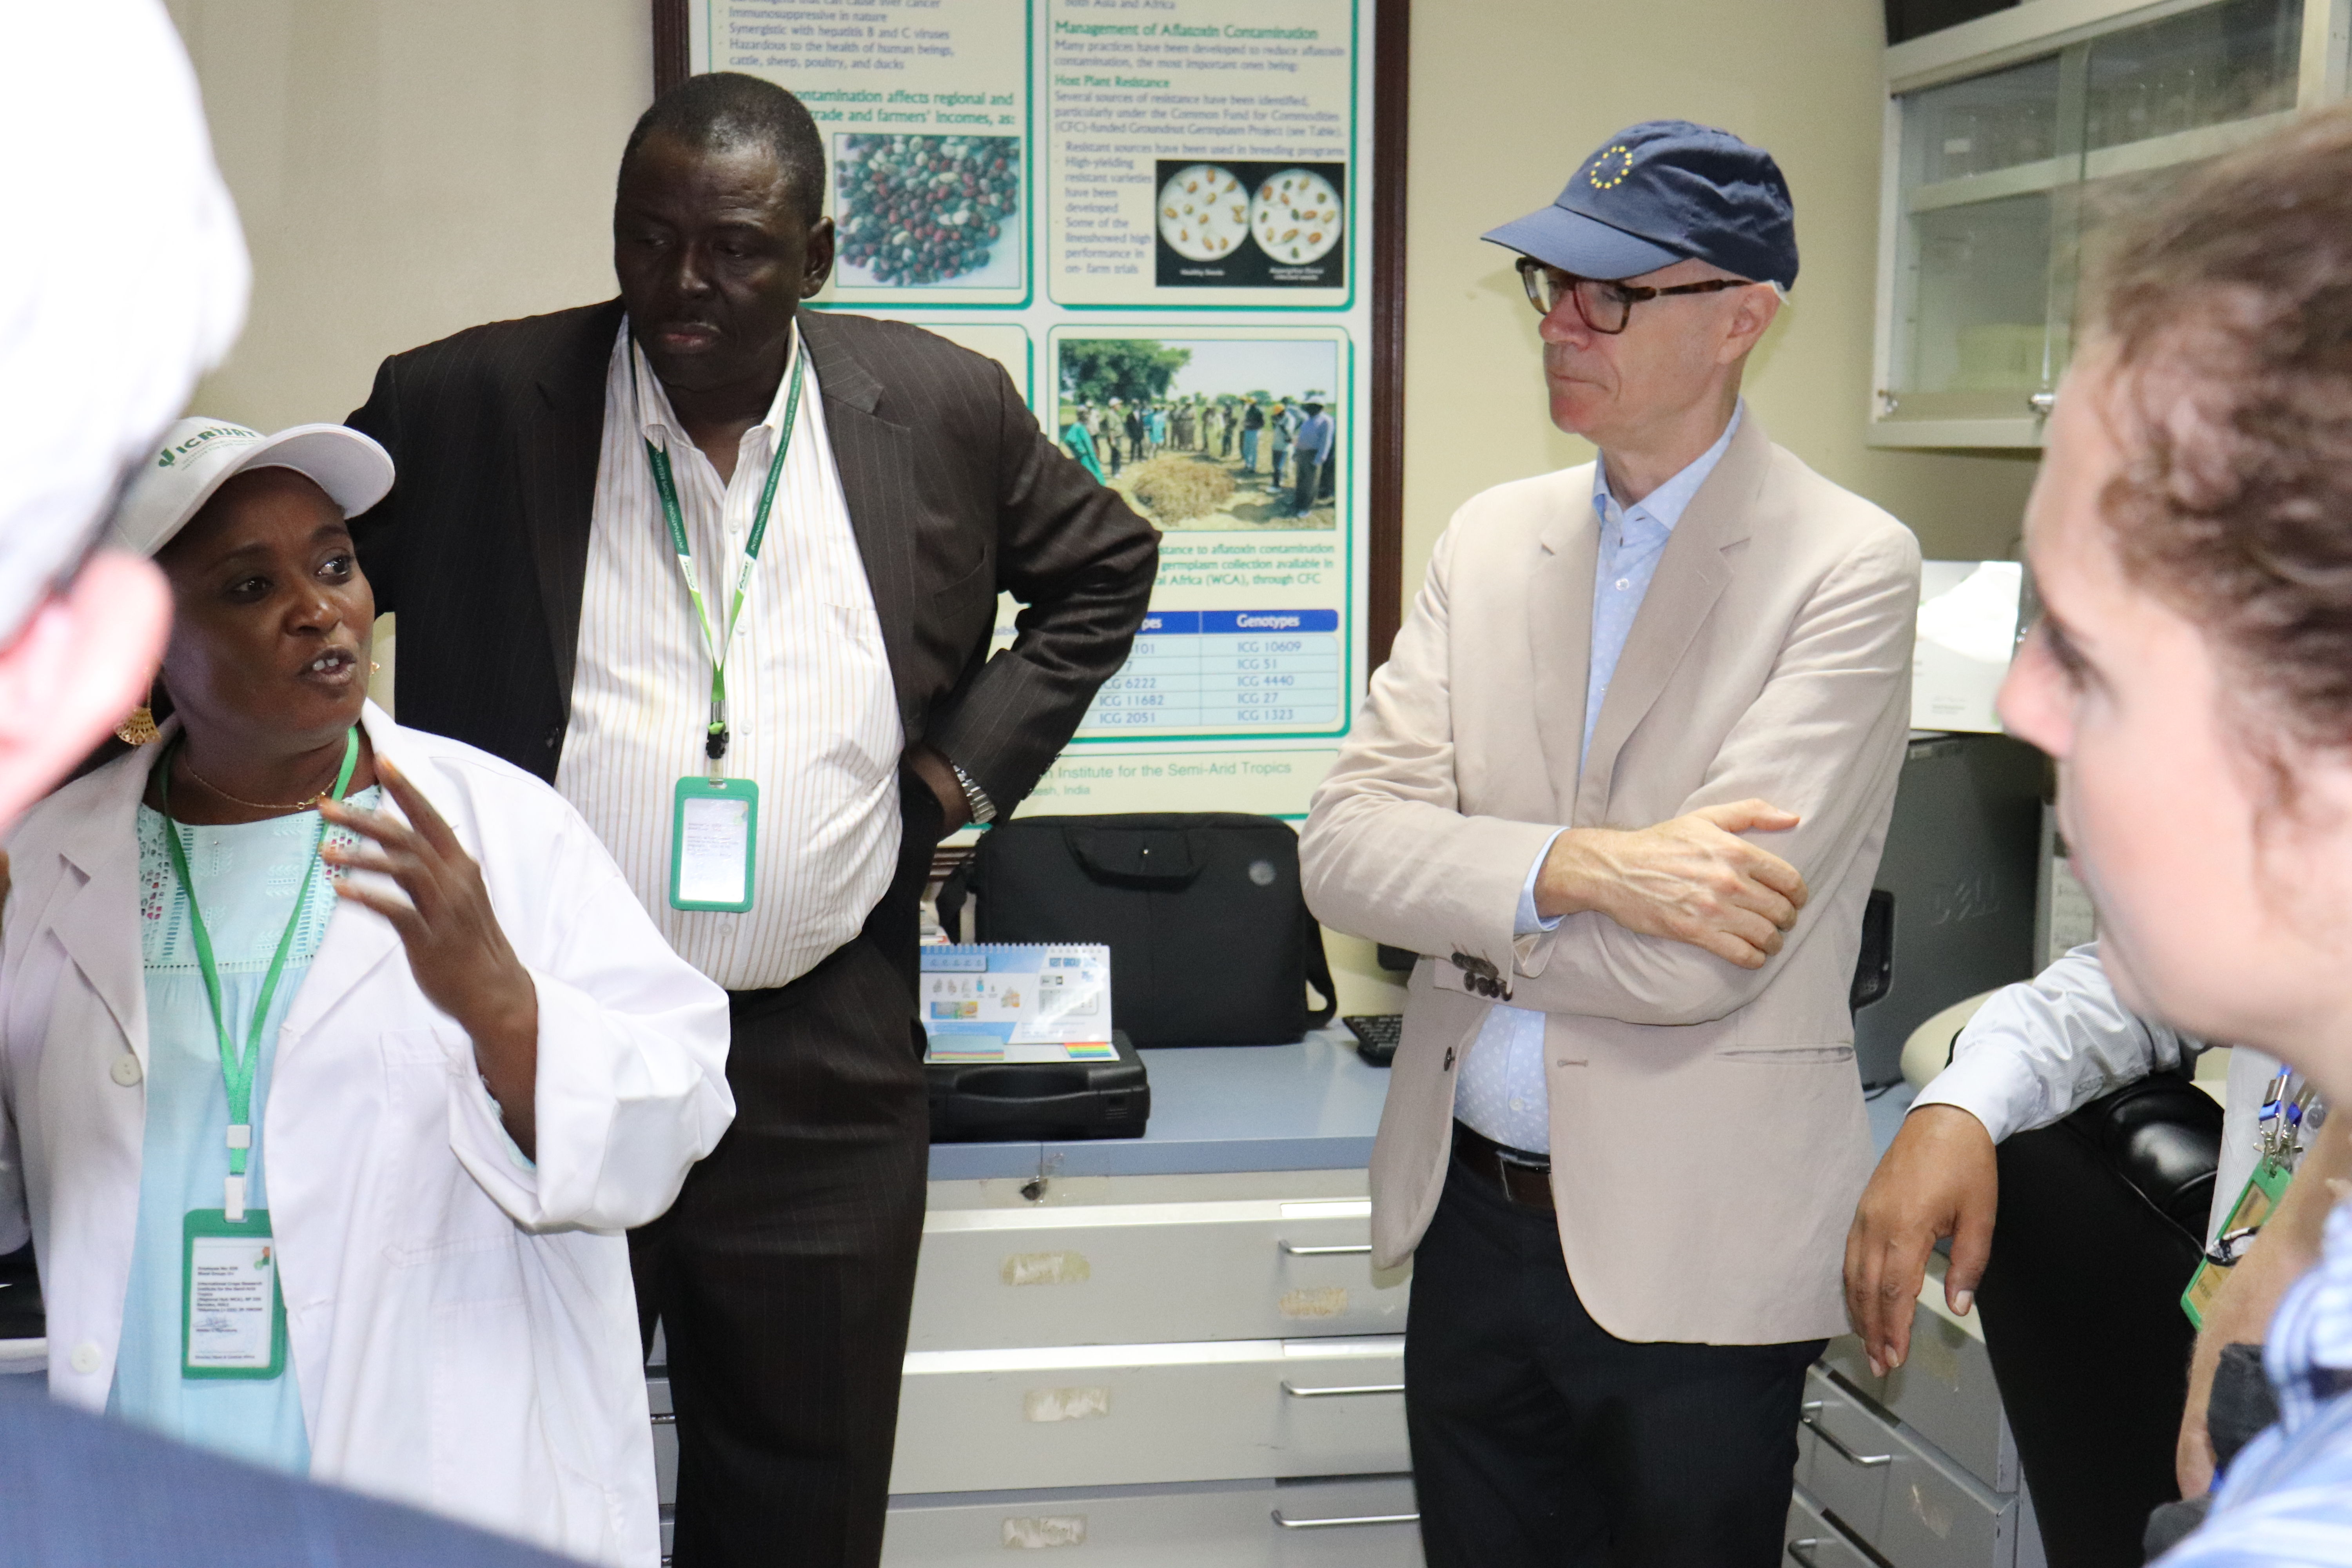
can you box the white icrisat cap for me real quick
[109,419,396,560]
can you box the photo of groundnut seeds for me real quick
[1249,169,1343,266]
[1156,164,1248,263]
[836,134,1021,287]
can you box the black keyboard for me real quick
[1343,1013,1403,1067]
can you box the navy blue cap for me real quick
[1483,120,1798,289]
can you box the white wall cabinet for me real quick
[1871,0,2352,448]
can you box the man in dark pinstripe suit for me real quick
[345,73,1156,1568]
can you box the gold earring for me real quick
[115,686,160,747]
[370,661,382,673]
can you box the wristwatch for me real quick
[948,760,997,825]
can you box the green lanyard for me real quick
[642,343,806,781]
[158,728,360,1221]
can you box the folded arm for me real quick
[1500,527,1919,1026]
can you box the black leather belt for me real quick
[1452,1120,1553,1212]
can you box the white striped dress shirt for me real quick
[554,321,901,991]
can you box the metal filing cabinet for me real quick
[1788,1256,2046,1568]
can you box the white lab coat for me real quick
[0,703,734,1566]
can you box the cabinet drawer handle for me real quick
[1280,1241,1372,1256]
[1799,1402,1891,1467]
[1281,1380,1405,1398]
[2027,391,2057,415]
[1787,1539,1829,1566]
[1272,1510,1420,1530]
[650,1411,677,1427]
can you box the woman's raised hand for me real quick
[319,758,539,1156]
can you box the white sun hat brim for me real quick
[107,417,395,561]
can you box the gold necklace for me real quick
[176,753,344,813]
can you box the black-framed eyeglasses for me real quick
[1516,256,1753,334]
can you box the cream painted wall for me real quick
[161,0,2044,1021]
[165,0,650,431]
[1398,0,2043,595]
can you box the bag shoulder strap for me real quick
[1300,905,1337,1029]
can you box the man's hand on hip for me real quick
[906,743,973,837]
[1532,799,1806,968]
[1843,1105,1998,1376]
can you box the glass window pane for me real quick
[2085,0,2302,151]
[1895,192,2054,399]
[1902,54,2064,184]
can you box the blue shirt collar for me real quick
[1592,399,1744,533]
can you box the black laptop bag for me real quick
[959,812,1337,1046]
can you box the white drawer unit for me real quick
[891,1334,1409,1494]
[880,1474,1419,1567]
[907,1196,1409,1351]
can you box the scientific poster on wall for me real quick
[690,0,1376,819]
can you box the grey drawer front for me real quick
[1273,1474,1423,1567]
[877,1475,1424,1567]
[884,1478,1281,1566]
[1798,1367,1890,1544]
[1820,1333,1886,1403]
[649,1376,677,1509]
[909,1198,1409,1350]
[1875,1413,2021,1568]
[1787,1483,1878,1568]
[1881,1300,2013,1491]
[891,1336,1410,1494]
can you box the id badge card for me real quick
[671,776,759,912]
[182,1209,287,1379]
[2182,1159,2295,1328]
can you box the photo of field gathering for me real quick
[1052,337,1342,531]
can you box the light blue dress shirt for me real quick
[107,788,380,1473]
[2159,1198,2352,1565]
[1454,404,1744,1155]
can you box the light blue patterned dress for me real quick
[105,787,381,1474]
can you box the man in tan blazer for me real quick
[1301,120,1920,1567]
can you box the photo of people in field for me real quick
[1053,337,1341,531]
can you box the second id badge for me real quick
[182,1208,287,1379]
[2182,1159,2295,1328]
[671,776,760,912]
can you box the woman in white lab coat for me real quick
[0,418,734,1567]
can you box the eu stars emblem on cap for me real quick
[1483,119,1798,290]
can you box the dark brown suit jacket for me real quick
[345,301,1157,817]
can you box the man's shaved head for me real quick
[621,72,826,223]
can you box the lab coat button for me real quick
[109,1055,142,1087]
[69,1342,101,1375]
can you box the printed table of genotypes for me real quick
[1082,610,1341,732]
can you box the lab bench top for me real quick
[927,1026,1391,1182]
[925,1028,1920,1184]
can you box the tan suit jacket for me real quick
[1300,414,1920,1345]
